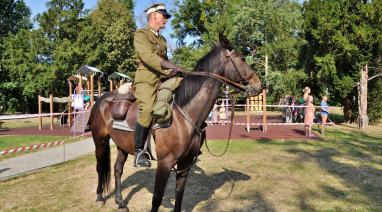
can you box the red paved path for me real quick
[0,125,85,137]
[206,115,317,140]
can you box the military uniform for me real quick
[134,26,172,127]
[132,3,181,168]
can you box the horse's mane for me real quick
[174,45,224,108]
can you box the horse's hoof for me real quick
[96,200,105,207]
[118,207,129,212]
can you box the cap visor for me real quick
[158,11,171,19]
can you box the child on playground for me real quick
[320,95,329,134]
[304,95,315,137]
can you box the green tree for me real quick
[1,0,88,113]
[231,0,303,90]
[0,0,31,39]
[171,0,305,104]
[171,0,237,68]
[32,0,90,99]
[0,0,32,112]
[37,0,86,41]
[268,69,307,103]
[1,29,53,112]
[91,0,137,77]
[302,0,382,122]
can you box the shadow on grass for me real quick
[103,165,273,211]
[287,146,382,209]
[256,139,322,147]
[330,129,382,157]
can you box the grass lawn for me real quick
[0,135,89,161]
[0,135,65,150]
[0,122,381,211]
[0,135,67,161]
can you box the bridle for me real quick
[225,49,256,90]
[171,48,257,174]
[182,49,255,93]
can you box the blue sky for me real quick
[24,0,177,48]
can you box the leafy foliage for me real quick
[0,0,136,113]
[171,0,305,100]
[91,0,136,76]
[268,69,307,103]
[302,0,382,121]
[0,0,31,39]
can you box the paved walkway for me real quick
[0,138,110,181]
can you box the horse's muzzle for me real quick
[248,84,262,96]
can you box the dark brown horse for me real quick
[89,34,262,212]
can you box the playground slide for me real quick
[70,108,91,133]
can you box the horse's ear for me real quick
[219,33,231,49]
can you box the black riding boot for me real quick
[134,123,151,167]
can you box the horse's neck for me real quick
[182,78,221,127]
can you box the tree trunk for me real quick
[358,64,369,129]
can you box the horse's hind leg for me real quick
[114,147,128,210]
[94,135,111,206]
[151,158,173,212]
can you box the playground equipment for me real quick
[67,74,87,126]
[209,89,336,137]
[38,94,71,130]
[66,65,103,131]
[108,72,132,91]
[75,65,104,106]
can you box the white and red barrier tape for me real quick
[0,104,333,121]
[0,110,90,121]
[206,120,335,126]
[0,132,91,155]
[212,104,332,108]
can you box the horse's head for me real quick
[217,33,262,96]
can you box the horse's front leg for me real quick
[151,158,173,212]
[174,157,194,212]
[114,147,128,210]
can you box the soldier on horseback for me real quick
[133,3,185,167]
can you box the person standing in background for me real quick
[304,95,315,137]
[320,96,329,134]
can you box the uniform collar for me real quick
[146,25,160,37]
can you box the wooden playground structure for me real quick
[38,65,104,131]
[108,72,132,91]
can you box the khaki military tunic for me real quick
[134,26,171,127]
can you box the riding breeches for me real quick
[134,82,158,128]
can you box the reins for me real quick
[183,71,247,92]
[171,103,204,174]
[204,95,236,157]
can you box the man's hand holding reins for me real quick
[160,60,186,77]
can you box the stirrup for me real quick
[134,150,152,167]
[112,120,134,131]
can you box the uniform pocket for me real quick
[134,68,160,86]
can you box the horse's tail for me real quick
[98,141,111,194]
